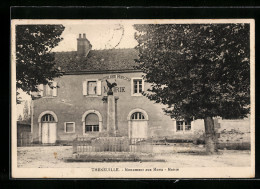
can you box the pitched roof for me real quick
[54,48,139,73]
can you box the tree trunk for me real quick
[204,117,218,154]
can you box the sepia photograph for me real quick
[11,19,255,178]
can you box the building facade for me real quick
[31,34,250,145]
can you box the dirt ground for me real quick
[17,144,251,168]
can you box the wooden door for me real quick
[48,123,57,143]
[41,123,57,144]
[131,121,147,139]
[42,123,49,144]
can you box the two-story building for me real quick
[31,33,250,145]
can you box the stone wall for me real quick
[218,118,250,144]
[32,72,175,143]
[190,118,251,147]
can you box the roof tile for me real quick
[54,48,139,72]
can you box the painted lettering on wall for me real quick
[102,74,131,81]
[104,86,126,93]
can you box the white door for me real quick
[41,123,57,144]
[42,123,49,144]
[48,123,57,143]
[131,121,147,139]
[41,114,57,144]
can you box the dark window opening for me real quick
[41,114,55,122]
[133,79,143,94]
[87,81,97,95]
[85,125,99,132]
[131,112,145,120]
[176,121,191,131]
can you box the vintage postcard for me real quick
[11,19,255,178]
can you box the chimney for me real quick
[77,33,92,56]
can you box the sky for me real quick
[53,22,138,52]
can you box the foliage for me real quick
[16,91,22,104]
[18,114,23,121]
[16,25,65,99]
[23,100,30,121]
[134,24,250,121]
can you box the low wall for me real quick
[218,119,250,144]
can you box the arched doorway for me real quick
[38,111,58,144]
[127,109,148,139]
[85,113,99,132]
[82,110,102,134]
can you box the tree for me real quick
[134,24,250,154]
[23,100,30,121]
[16,25,65,103]
[18,114,23,121]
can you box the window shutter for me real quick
[83,81,87,96]
[38,84,44,97]
[97,80,102,95]
[131,78,134,95]
[141,79,144,92]
[52,82,57,97]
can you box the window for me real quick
[131,112,145,120]
[38,82,57,97]
[64,122,75,133]
[44,84,53,96]
[41,114,55,122]
[85,125,92,132]
[176,121,191,132]
[85,113,99,133]
[176,121,183,131]
[88,81,97,95]
[131,78,144,96]
[83,79,101,96]
[85,125,99,132]
[134,79,142,94]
